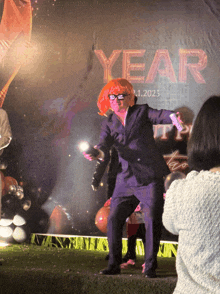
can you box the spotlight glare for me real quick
[78,141,89,152]
[78,141,99,157]
[0,241,9,247]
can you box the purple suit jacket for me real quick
[97,103,173,184]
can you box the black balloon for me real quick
[164,171,186,192]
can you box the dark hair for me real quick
[187,96,220,171]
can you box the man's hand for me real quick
[91,184,98,191]
[176,112,187,131]
[83,146,102,161]
[83,152,96,161]
[176,112,183,124]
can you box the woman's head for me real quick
[97,78,135,116]
[187,96,220,171]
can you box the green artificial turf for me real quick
[0,244,177,294]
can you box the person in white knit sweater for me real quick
[162,96,220,293]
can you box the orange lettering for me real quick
[175,124,193,140]
[146,49,177,83]
[122,50,145,83]
[179,49,207,83]
[94,50,121,83]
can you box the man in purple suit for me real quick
[84,78,181,278]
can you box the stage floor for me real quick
[1,243,177,294]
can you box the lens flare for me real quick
[78,141,89,152]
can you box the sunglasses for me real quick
[108,94,128,101]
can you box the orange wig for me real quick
[97,78,135,116]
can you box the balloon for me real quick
[15,190,24,200]
[48,205,72,234]
[95,206,110,234]
[0,171,5,191]
[12,226,29,243]
[8,185,17,194]
[164,171,186,192]
[4,176,18,193]
[2,189,7,196]
[103,198,111,207]
[22,200,31,211]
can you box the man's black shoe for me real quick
[145,271,157,278]
[99,267,121,275]
[105,254,109,260]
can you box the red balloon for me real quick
[103,198,111,207]
[4,176,18,193]
[95,206,110,234]
[2,189,7,196]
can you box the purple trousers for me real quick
[107,179,164,273]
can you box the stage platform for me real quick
[1,243,177,294]
[30,233,178,258]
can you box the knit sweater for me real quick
[162,170,220,293]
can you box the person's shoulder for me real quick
[100,112,115,127]
[133,103,149,108]
[185,170,199,179]
[106,112,115,122]
[198,170,220,182]
[131,103,149,112]
[0,108,7,116]
[187,169,220,179]
[184,170,220,190]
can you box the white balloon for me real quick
[13,215,26,226]
[0,218,13,226]
[0,226,13,238]
[12,227,27,243]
